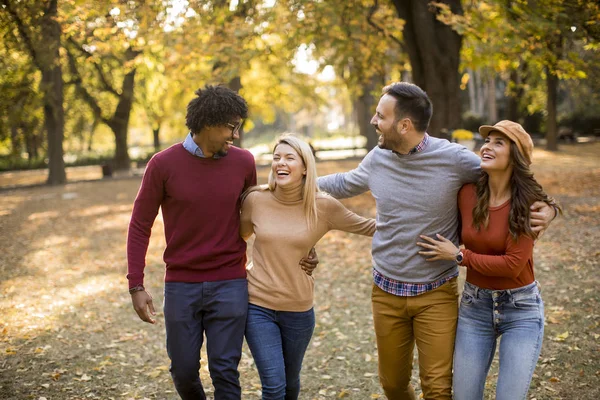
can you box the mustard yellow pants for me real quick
[371,278,458,400]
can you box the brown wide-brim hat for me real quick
[479,120,534,165]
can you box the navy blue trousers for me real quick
[164,279,248,400]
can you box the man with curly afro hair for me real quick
[126,85,256,399]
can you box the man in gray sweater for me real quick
[317,82,555,400]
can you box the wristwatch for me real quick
[129,284,145,294]
[455,251,464,265]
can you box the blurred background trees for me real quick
[1,0,598,183]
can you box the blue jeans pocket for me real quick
[512,293,540,310]
[460,291,475,306]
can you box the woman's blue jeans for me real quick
[453,281,544,400]
[245,303,315,400]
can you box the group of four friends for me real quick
[126,82,559,400]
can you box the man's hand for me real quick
[131,290,156,324]
[530,201,556,235]
[300,247,319,276]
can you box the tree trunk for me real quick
[390,0,463,136]
[546,68,559,151]
[25,125,41,163]
[467,68,477,115]
[153,126,161,152]
[41,3,66,185]
[354,80,379,151]
[107,69,136,170]
[487,74,497,122]
[228,76,244,148]
[4,0,66,182]
[10,125,22,159]
[545,30,563,152]
[507,69,520,122]
[475,70,485,117]
[87,118,98,152]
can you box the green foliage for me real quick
[2,0,599,171]
[435,0,600,120]
[0,8,45,161]
[289,0,403,96]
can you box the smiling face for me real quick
[370,94,403,151]
[195,117,242,157]
[480,131,513,173]
[271,143,306,188]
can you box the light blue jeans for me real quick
[245,303,315,400]
[453,281,544,400]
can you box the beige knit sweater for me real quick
[240,184,375,312]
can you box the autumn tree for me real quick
[1,0,66,183]
[388,0,463,137]
[437,0,599,150]
[164,1,320,146]
[171,1,259,147]
[63,1,166,170]
[0,40,45,164]
[288,0,404,150]
[509,0,600,150]
[136,51,186,153]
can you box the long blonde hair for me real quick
[267,134,320,229]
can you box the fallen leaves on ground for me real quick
[1,142,599,399]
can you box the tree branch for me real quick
[46,0,57,16]
[366,0,406,52]
[67,37,121,96]
[65,47,110,125]
[2,0,43,70]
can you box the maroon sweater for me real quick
[127,143,257,288]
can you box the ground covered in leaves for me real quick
[1,142,598,399]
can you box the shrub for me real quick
[462,112,485,133]
[559,113,600,136]
[452,129,474,141]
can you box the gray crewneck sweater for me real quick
[318,137,481,283]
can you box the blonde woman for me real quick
[240,134,375,399]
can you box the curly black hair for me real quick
[186,85,248,134]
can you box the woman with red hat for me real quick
[417,120,560,400]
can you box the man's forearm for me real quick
[317,174,366,199]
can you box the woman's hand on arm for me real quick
[417,234,459,262]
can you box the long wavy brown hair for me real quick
[472,141,561,240]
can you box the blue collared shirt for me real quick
[182,132,224,159]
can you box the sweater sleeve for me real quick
[455,146,481,184]
[462,234,534,279]
[244,154,257,190]
[240,191,256,240]
[126,157,164,288]
[317,149,373,199]
[321,195,376,236]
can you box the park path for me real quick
[0,142,598,399]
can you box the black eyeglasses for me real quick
[226,120,244,134]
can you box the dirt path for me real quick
[0,143,598,399]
